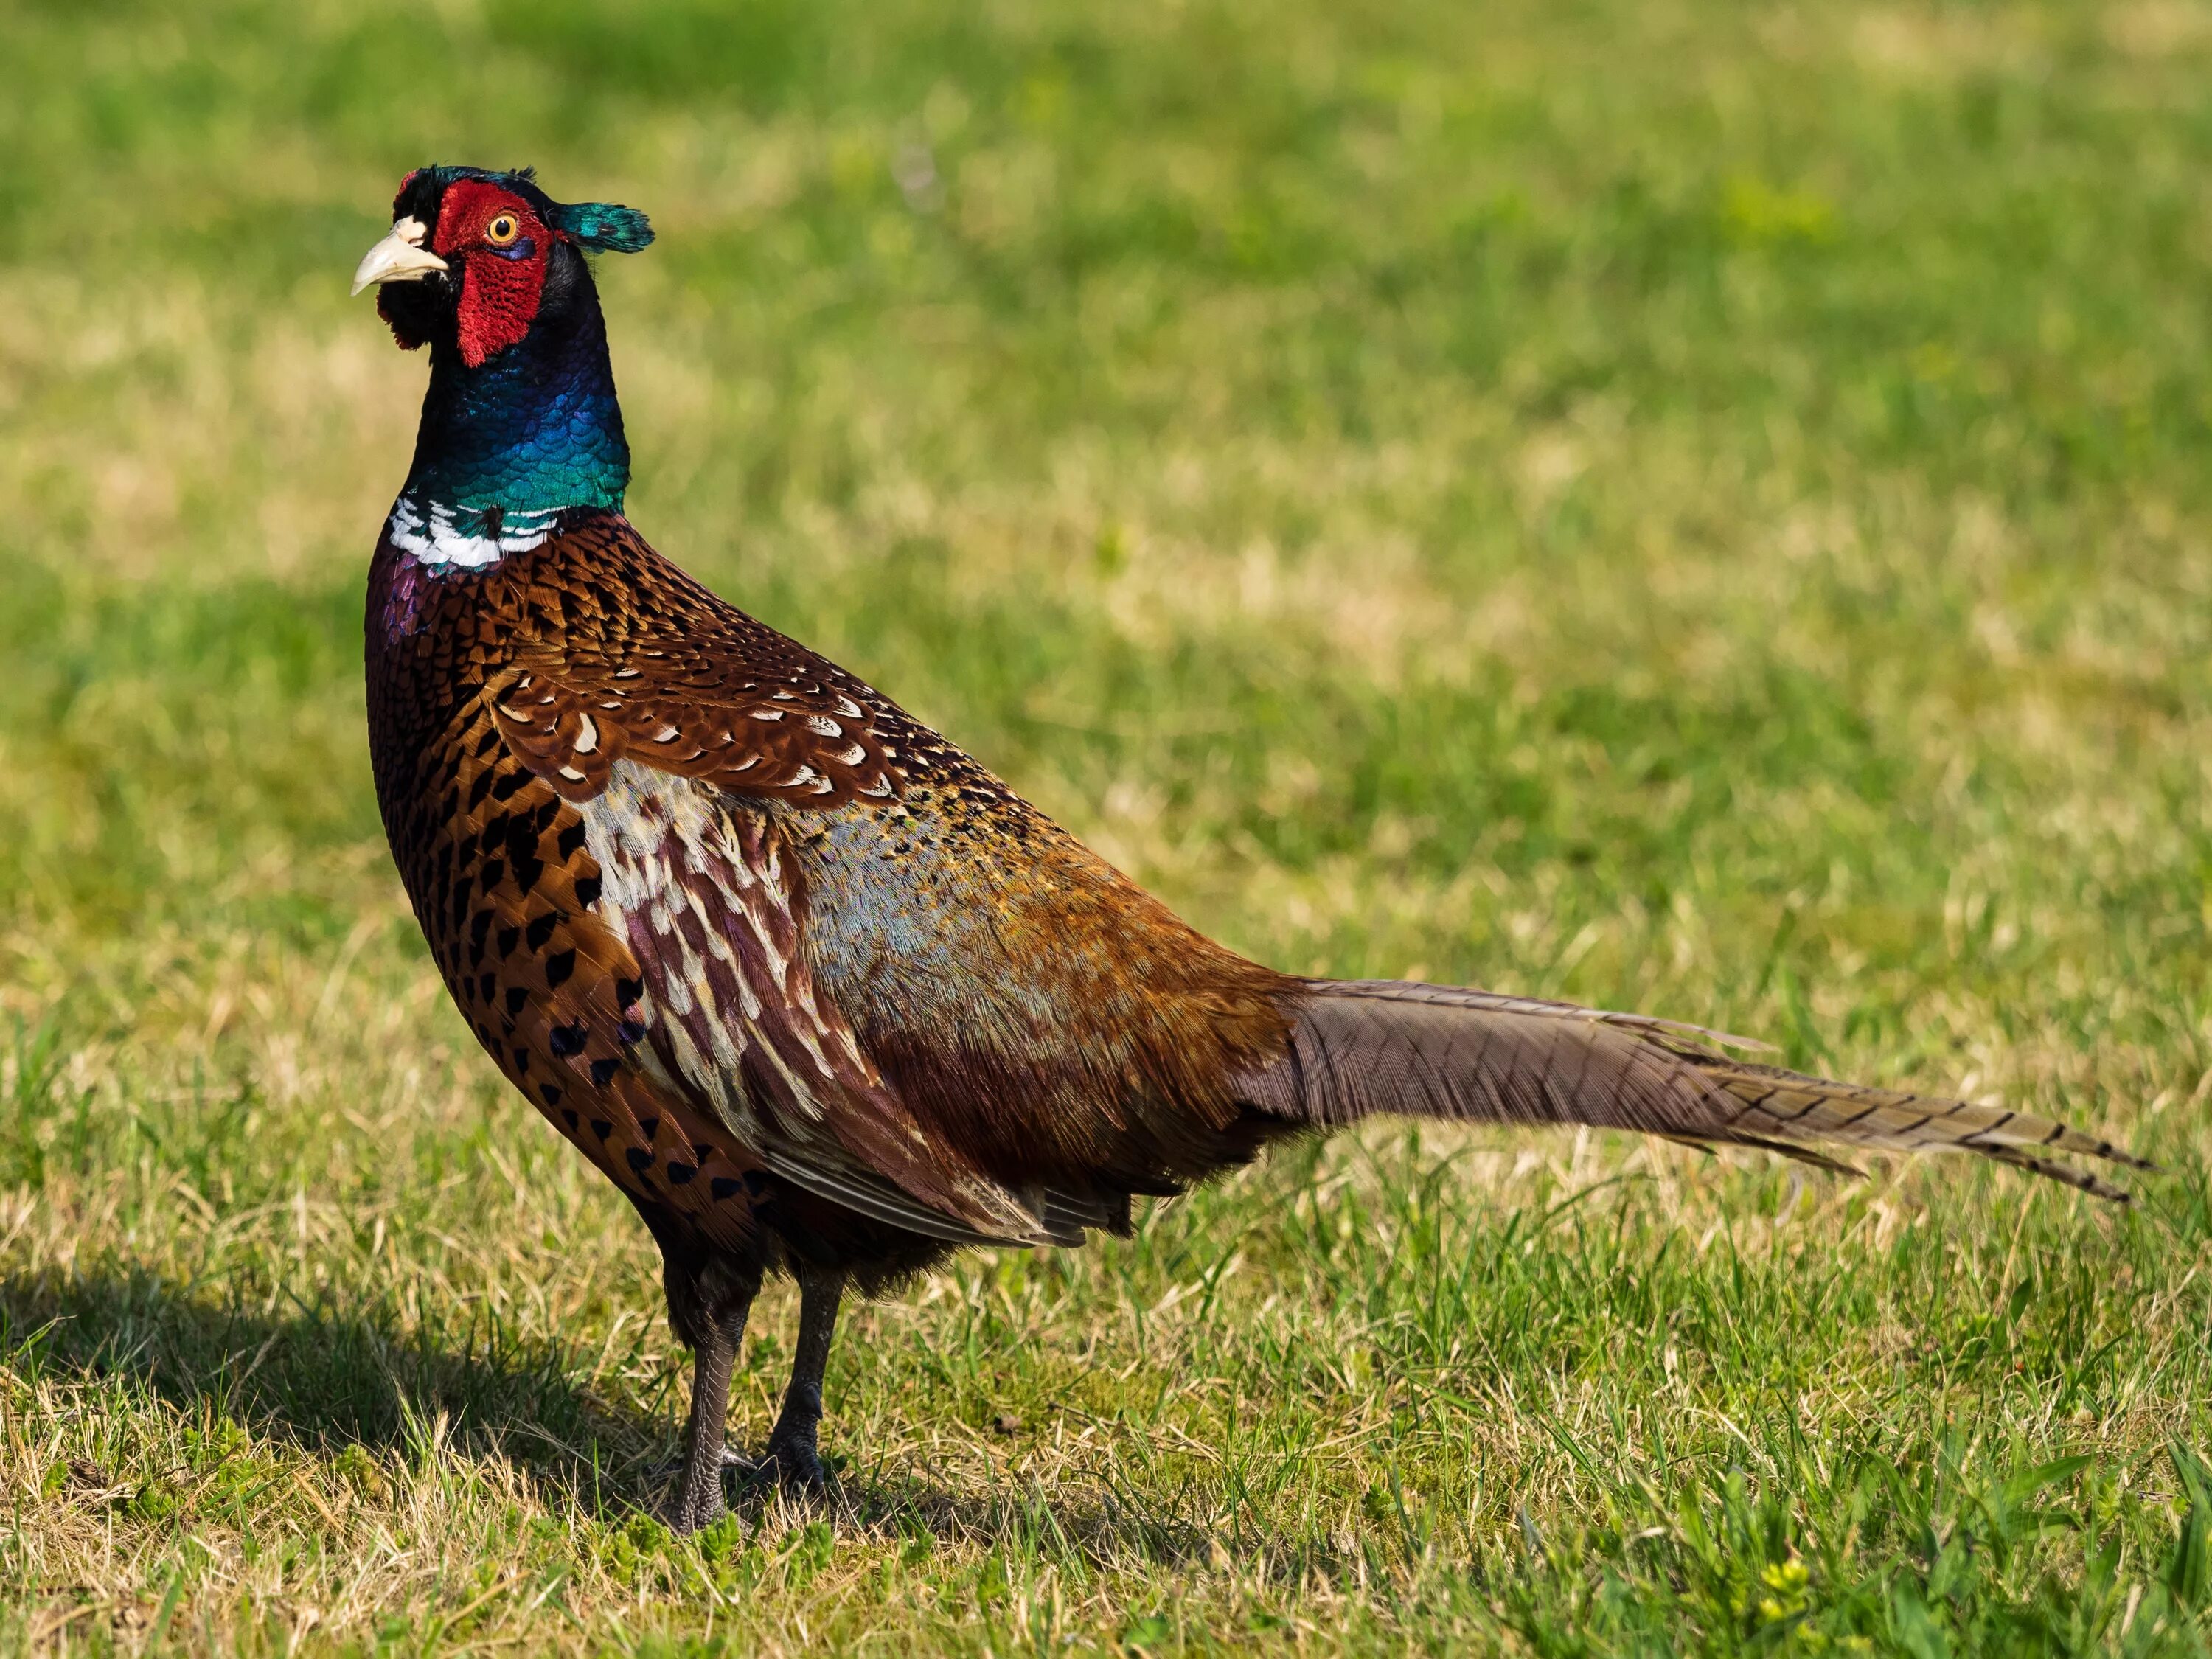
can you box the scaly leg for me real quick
[754,1265,846,1492]
[662,1285,757,1534]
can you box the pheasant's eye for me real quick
[486,214,521,246]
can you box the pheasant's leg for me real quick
[755,1266,846,1492]
[664,1287,757,1534]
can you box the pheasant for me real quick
[355,166,2148,1534]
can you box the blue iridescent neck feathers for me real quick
[400,248,630,523]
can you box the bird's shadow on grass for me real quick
[0,1266,1251,1571]
[0,1264,669,1517]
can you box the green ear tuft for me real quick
[552,201,654,254]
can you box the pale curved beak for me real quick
[351,217,449,296]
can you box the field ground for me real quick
[8,0,2212,1651]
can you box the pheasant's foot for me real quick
[740,1436,829,1496]
[659,1481,724,1536]
[658,1442,755,1534]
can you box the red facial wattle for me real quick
[432,179,556,368]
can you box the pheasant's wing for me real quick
[482,529,1069,1242]
[568,757,1067,1245]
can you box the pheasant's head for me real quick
[352,166,653,369]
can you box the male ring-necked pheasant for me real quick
[355,166,2147,1532]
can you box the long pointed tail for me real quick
[1234,980,2152,1202]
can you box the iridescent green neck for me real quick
[401,265,630,515]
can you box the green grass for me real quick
[6,0,2212,1649]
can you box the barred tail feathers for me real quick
[1235,979,2149,1202]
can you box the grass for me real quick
[5,0,2212,1649]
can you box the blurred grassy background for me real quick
[6,0,2212,1651]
